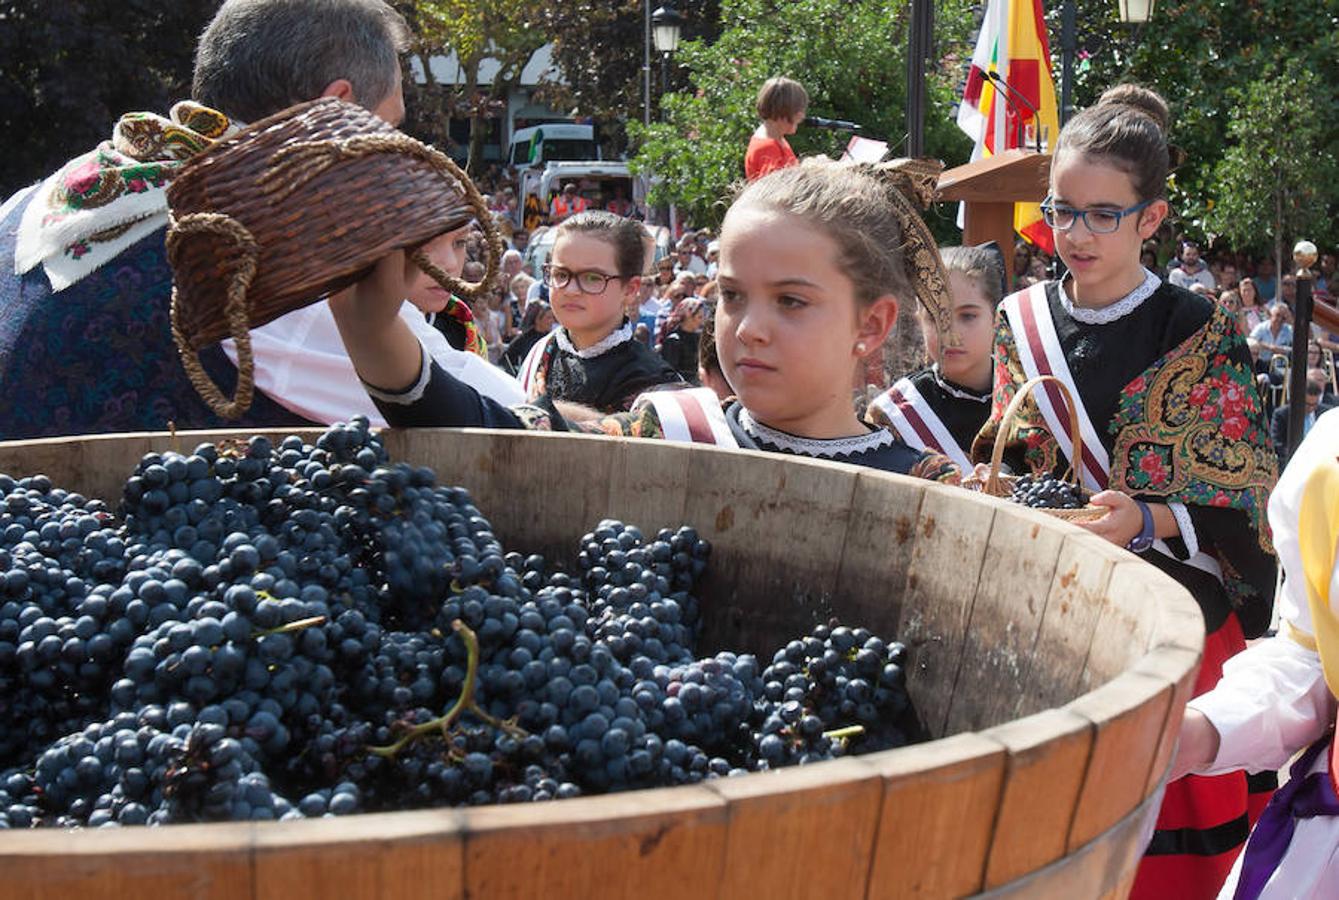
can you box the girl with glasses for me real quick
[972,84,1278,900]
[514,212,682,411]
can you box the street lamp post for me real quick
[643,0,652,126]
[1287,240,1319,462]
[652,4,684,102]
[1060,0,1157,128]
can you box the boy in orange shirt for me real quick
[744,77,807,181]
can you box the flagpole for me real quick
[1059,0,1075,127]
[907,0,932,156]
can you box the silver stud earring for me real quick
[856,342,867,353]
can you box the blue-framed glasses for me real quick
[1039,196,1154,234]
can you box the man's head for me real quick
[1180,240,1200,268]
[193,0,410,125]
[563,183,578,197]
[1270,303,1289,328]
[1281,274,1297,303]
[1305,370,1327,412]
[1220,262,1238,288]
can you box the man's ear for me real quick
[319,79,357,104]
[857,295,899,355]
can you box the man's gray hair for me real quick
[192,0,411,123]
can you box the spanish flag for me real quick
[957,0,1059,254]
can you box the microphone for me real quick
[984,71,1042,153]
[803,116,862,132]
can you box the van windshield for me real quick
[541,140,597,162]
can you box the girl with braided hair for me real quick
[327,158,960,481]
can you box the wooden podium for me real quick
[937,149,1051,279]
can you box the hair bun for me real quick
[1096,83,1169,134]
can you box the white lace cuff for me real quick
[1167,501,1198,558]
[362,344,432,405]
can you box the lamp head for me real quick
[652,5,685,53]
[1295,240,1319,276]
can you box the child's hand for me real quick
[328,248,425,393]
[329,248,416,330]
[1079,489,1142,547]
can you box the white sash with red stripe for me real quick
[869,378,973,474]
[518,331,555,400]
[633,388,738,448]
[1003,282,1223,582]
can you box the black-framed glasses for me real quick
[542,264,624,294]
[1039,196,1154,234]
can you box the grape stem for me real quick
[253,615,327,638]
[822,725,865,742]
[367,620,527,759]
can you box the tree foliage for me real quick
[629,0,976,227]
[0,0,215,198]
[539,0,723,157]
[1051,0,1339,253]
[396,0,546,174]
[1205,61,1338,269]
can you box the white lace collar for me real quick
[1059,268,1161,325]
[737,408,894,458]
[931,365,991,403]
[555,320,634,358]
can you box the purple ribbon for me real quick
[1234,738,1339,899]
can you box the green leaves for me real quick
[1205,59,1339,254]
[630,0,975,225]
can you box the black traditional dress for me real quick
[364,354,959,482]
[972,270,1278,900]
[517,319,683,413]
[866,365,991,474]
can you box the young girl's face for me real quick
[921,271,995,388]
[548,232,637,342]
[406,225,471,313]
[716,206,894,433]
[1049,153,1165,301]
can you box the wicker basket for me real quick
[165,98,503,418]
[965,375,1107,523]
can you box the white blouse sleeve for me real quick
[222,301,525,426]
[1186,637,1333,776]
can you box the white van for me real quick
[508,124,600,171]
[516,161,648,230]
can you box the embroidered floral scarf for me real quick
[1108,304,1277,550]
[439,296,487,359]
[15,102,236,291]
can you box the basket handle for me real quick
[411,152,505,304]
[166,213,258,420]
[986,374,1086,495]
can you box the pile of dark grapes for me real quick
[1009,473,1087,510]
[0,419,919,829]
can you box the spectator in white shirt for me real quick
[1168,239,1217,292]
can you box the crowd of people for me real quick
[0,1,1336,898]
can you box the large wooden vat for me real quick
[0,428,1203,900]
